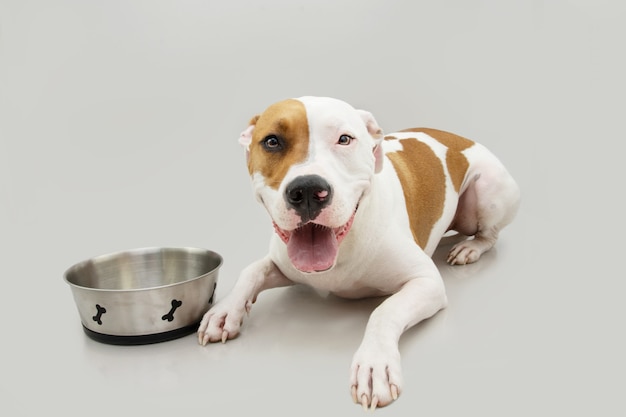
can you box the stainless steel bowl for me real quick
[64,247,222,345]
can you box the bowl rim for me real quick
[63,246,223,293]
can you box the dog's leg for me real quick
[350,269,447,410]
[447,156,520,265]
[197,256,293,345]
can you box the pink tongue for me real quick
[287,224,338,272]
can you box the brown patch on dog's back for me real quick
[401,128,474,192]
[248,99,310,189]
[387,138,446,249]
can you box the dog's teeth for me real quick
[221,330,228,343]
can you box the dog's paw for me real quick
[349,342,403,410]
[447,241,481,265]
[197,296,252,346]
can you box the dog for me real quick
[198,96,520,410]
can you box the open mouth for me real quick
[273,207,357,273]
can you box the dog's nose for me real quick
[285,175,333,223]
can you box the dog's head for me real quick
[239,96,384,273]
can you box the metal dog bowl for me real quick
[64,247,222,345]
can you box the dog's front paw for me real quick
[349,342,403,410]
[197,296,252,346]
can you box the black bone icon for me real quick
[92,304,106,325]
[162,299,182,322]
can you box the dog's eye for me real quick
[262,135,282,151]
[338,134,353,145]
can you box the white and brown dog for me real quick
[198,96,520,410]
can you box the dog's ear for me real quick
[357,109,384,173]
[248,115,260,126]
[239,115,259,161]
[239,115,259,147]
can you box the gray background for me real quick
[1,1,624,416]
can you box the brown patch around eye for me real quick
[247,99,310,190]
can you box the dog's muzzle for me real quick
[275,174,357,273]
[284,175,333,224]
